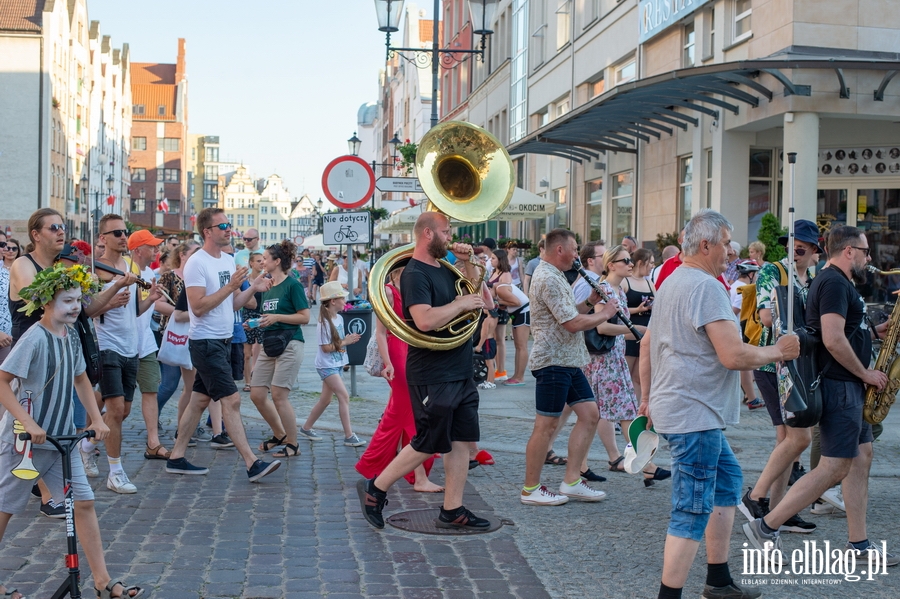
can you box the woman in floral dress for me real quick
[583,245,669,486]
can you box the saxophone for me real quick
[864,265,900,423]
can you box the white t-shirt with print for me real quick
[315,315,349,370]
[183,249,236,340]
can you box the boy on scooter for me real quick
[0,263,145,599]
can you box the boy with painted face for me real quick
[0,264,145,599]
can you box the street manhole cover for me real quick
[386,509,506,535]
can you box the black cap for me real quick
[479,237,497,250]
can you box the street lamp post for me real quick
[374,0,497,129]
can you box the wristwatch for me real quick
[584,298,594,308]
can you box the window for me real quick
[261,232,268,241]
[160,138,180,152]
[261,206,268,214]
[169,200,180,214]
[733,0,751,41]
[226,198,234,208]
[248,215,254,227]
[203,183,218,201]
[748,149,774,242]
[132,137,147,151]
[261,219,268,227]
[705,150,713,209]
[130,198,145,213]
[679,156,693,226]
[204,165,218,180]
[589,75,605,100]
[611,171,633,241]
[615,59,635,85]
[281,220,288,227]
[132,104,145,115]
[239,198,245,209]
[556,0,570,50]
[555,99,569,119]
[132,168,146,182]
[683,22,695,67]
[536,110,550,128]
[205,146,219,162]
[706,7,715,58]
[237,215,244,227]
[163,169,180,182]
[553,187,568,229]
[248,199,255,209]
[509,0,528,143]
[586,177,603,241]
[158,105,166,116]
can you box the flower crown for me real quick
[18,263,100,316]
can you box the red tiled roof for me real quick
[131,62,176,85]
[131,62,178,121]
[0,0,45,33]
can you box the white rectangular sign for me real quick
[322,211,371,245]
[375,177,423,193]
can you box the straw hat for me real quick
[319,281,348,301]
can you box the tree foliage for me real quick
[757,212,787,262]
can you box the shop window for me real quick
[679,156,693,226]
[553,187,568,229]
[586,177,603,241]
[748,149,773,242]
[611,171,633,241]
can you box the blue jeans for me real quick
[157,363,182,413]
[663,429,743,542]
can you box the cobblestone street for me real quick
[1,325,898,598]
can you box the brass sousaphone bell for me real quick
[368,122,515,350]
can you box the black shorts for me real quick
[189,338,238,401]
[818,378,873,459]
[753,370,783,426]
[481,338,497,360]
[99,350,139,402]
[511,309,530,328]
[231,343,245,381]
[408,378,480,454]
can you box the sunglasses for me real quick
[0,242,5,249]
[102,229,128,238]
[612,258,633,265]
[243,237,257,242]
[46,223,66,233]
[851,246,870,256]
[207,223,232,231]
[5,246,17,252]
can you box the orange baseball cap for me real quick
[127,229,163,251]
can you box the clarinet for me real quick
[573,259,643,341]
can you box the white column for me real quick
[710,124,753,243]
[782,112,819,223]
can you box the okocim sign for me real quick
[638,0,711,43]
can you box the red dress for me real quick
[355,283,434,484]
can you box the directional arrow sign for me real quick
[375,177,423,193]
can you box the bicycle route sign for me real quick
[322,211,371,245]
[321,155,375,209]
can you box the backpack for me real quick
[738,261,788,346]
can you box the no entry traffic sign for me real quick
[321,156,375,209]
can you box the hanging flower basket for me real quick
[397,140,417,176]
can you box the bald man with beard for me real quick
[358,212,492,531]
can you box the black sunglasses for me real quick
[612,258,633,265]
[5,245,17,252]
[207,223,232,231]
[0,242,5,249]
[46,223,66,233]
[102,229,128,238]
[793,247,808,256]
[851,246,870,256]
[243,236,257,242]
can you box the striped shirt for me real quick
[0,323,85,450]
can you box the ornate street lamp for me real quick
[348,133,362,157]
[388,133,402,162]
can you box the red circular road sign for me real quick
[321,155,375,209]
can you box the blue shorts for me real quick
[532,365,595,417]
[663,429,743,542]
[317,367,343,381]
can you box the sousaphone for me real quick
[368,121,515,350]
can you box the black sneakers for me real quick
[436,506,490,530]
[210,433,234,449]
[738,488,769,522]
[779,513,817,533]
[247,459,281,482]
[702,582,762,598]
[788,462,807,486]
[357,478,388,529]
[40,500,66,519]
[166,457,209,475]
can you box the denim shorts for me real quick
[317,367,343,381]
[663,428,743,542]
[532,365,595,417]
[819,378,873,459]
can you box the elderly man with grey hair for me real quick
[639,209,799,599]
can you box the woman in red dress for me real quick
[355,267,442,492]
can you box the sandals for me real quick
[608,456,626,472]
[544,451,567,466]
[143,444,171,460]
[95,580,144,598]
[242,385,251,392]
[272,443,300,458]
[258,435,286,453]
[2,585,24,599]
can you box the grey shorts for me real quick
[0,441,94,514]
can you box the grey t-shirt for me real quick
[649,266,741,433]
[0,323,85,450]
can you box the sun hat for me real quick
[319,281,348,301]
[623,416,659,475]
[777,219,823,253]
[127,229,163,251]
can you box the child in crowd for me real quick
[0,263,145,599]
[298,281,364,447]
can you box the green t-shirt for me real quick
[260,276,309,342]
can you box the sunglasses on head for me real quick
[46,223,66,233]
[208,223,232,231]
[103,229,128,238]
[612,257,633,265]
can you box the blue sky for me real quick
[89,0,395,204]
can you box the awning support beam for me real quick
[874,70,897,101]
[537,137,637,154]
[835,69,851,99]
[762,69,811,96]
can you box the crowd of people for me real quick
[0,204,896,599]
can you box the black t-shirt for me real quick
[175,288,188,312]
[401,258,473,385]
[562,267,579,286]
[806,265,871,382]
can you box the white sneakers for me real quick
[820,487,845,511]
[558,479,607,502]
[520,480,607,505]
[107,471,137,494]
[79,445,99,478]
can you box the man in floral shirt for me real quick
[739,219,821,531]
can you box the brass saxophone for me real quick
[864,265,900,423]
